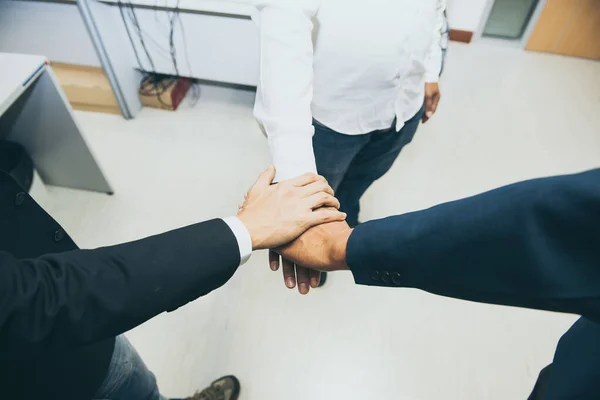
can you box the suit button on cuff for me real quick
[15,192,26,206]
[54,229,66,242]
[382,271,391,283]
[371,270,380,281]
[392,272,401,285]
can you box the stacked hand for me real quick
[274,220,352,293]
[237,166,353,295]
[236,166,347,250]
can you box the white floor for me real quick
[34,43,600,400]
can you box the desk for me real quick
[0,53,113,193]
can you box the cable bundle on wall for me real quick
[117,0,200,108]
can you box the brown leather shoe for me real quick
[184,375,240,400]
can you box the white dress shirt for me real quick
[253,0,447,182]
[222,217,253,266]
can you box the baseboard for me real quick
[449,29,474,44]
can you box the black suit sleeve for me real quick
[347,168,600,322]
[0,219,240,352]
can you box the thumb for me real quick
[254,165,276,188]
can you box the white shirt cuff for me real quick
[222,217,253,266]
[424,50,442,83]
[268,134,318,182]
[424,73,440,83]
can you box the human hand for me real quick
[422,82,441,123]
[269,250,322,294]
[272,220,352,294]
[237,166,346,250]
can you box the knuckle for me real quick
[281,184,292,194]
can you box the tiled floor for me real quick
[36,43,600,399]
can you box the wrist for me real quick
[236,214,260,250]
[222,216,253,265]
[330,228,352,270]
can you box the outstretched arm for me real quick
[280,169,600,321]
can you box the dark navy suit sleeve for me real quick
[346,168,600,321]
[0,219,240,353]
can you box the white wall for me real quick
[447,0,490,32]
[0,1,101,67]
[105,0,488,87]
[0,0,491,91]
[118,8,259,86]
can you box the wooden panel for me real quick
[554,0,600,60]
[51,63,120,114]
[69,103,121,115]
[526,0,575,52]
[526,0,600,60]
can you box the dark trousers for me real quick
[312,106,425,227]
[528,317,600,400]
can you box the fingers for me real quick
[303,192,341,211]
[277,256,316,294]
[299,179,334,198]
[303,207,346,230]
[309,269,321,288]
[314,207,347,222]
[269,250,280,271]
[252,165,276,189]
[296,266,311,295]
[282,258,296,289]
[423,82,440,124]
[431,91,441,115]
[424,95,433,122]
[288,172,324,187]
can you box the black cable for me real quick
[168,0,180,76]
[125,0,157,71]
[118,0,145,69]
[177,7,200,105]
[118,0,199,107]
[119,0,173,107]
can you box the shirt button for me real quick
[382,271,391,283]
[392,272,402,285]
[15,192,26,206]
[371,270,380,281]
[54,229,66,242]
